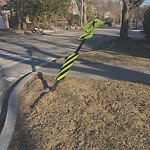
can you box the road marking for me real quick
[0,52,57,71]
[0,88,6,96]
[2,52,38,59]
[0,62,19,70]
[36,60,54,69]
[2,77,16,82]
[45,57,57,62]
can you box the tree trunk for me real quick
[48,15,52,27]
[16,11,21,30]
[119,0,130,40]
[22,20,27,29]
[84,1,87,24]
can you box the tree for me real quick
[82,0,121,25]
[4,0,71,29]
[143,6,150,36]
[119,0,144,40]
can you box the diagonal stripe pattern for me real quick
[56,53,79,81]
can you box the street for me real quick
[0,28,119,107]
[1,28,143,128]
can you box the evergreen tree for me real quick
[5,0,71,29]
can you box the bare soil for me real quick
[8,74,150,150]
[78,39,150,66]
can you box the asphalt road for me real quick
[2,28,142,129]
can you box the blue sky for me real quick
[143,0,150,4]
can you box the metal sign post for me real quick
[51,39,86,92]
[51,19,111,91]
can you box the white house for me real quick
[0,15,4,29]
[69,0,80,15]
[0,0,9,29]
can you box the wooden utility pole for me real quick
[84,0,87,24]
[80,0,88,26]
[80,0,84,27]
[120,1,122,27]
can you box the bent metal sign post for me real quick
[51,19,109,91]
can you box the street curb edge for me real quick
[0,72,36,150]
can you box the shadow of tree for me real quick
[110,38,150,59]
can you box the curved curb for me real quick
[0,72,36,150]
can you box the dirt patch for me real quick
[9,74,150,150]
[78,39,150,66]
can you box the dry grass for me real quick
[78,39,150,66]
[9,74,150,150]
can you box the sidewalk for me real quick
[38,59,150,85]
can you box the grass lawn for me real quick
[8,74,150,150]
[78,38,150,66]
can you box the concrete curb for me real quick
[0,72,36,150]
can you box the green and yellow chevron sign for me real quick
[56,53,79,81]
[51,18,107,91]
[82,18,104,33]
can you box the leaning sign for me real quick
[51,19,111,91]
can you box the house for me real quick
[0,14,4,29]
[0,0,9,29]
[69,0,80,15]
